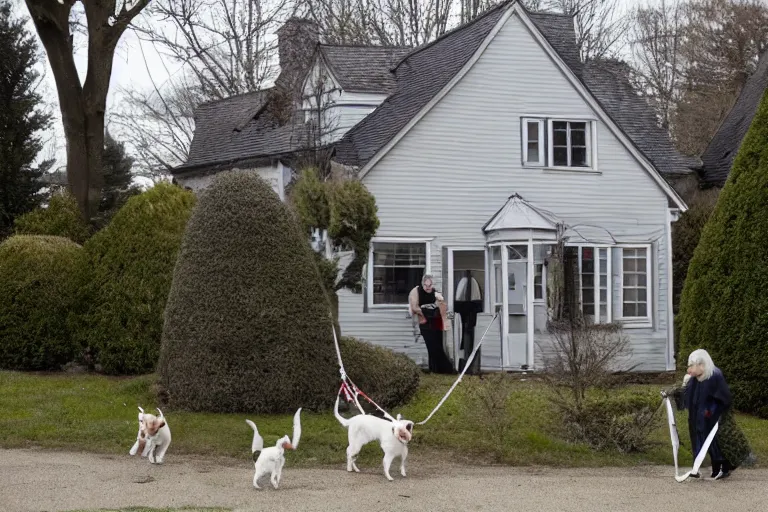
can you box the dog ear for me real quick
[396,413,402,421]
[156,420,166,430]
[405,422,413,433]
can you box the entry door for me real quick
[502,245,528,368]
[447,249,486,371]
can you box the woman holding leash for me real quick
[409,274,453,374]
[668,349,754,479]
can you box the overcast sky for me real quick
[25,0,644,174]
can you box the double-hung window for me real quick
[620,246,652,325]
[369,241,429,306]
[522,117,595,170]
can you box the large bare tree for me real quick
[24,0,151,220]
[630,0,686,130]
[546,0,628,62]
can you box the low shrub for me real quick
[338,336,421,411]
[560,390,661,453]
[14,192,90,244]
[79,183,195,375]
[0,235,85,370]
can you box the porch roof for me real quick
[482,194,560,233]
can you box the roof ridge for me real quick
[392,0,513,72]
[197,88,272,109]
[320,43,411,50]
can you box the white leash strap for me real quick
[417,312,500,426]
[675,421,720,482]
[663,396,680,478]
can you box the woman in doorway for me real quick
[409,274,453,374]
[671,349,754,479]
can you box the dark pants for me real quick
[420,327,453,374]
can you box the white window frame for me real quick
[570,245,612,324]
[547,119,595,170]
[618,244,653,328]
[522,118,545,167]
[367,237,432,310]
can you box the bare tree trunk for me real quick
[25,0,150,220]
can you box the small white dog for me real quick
[333,396,413,481]
[245,408,301,489]
[129,406,172,464]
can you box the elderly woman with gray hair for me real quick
[409,274,453,374]
[668,348,754,480]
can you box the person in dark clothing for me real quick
[454,270,484,375]
[409,274,453,374]
[672,349,754,480]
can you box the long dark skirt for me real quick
[420,327,453,374]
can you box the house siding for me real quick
[176,164,290,200]
[337,11,673,372]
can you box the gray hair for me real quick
[688,348,715,381]
[421,274,434,286]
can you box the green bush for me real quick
[79,183,195,375]
[678,88,768,418]
[0,235,85,370]
[158,171,340,414]
[338,336,421,410]
[14,192,90,244]
[562,390,661,453]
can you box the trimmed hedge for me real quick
[80,183,195,375]
[678,88,768,417]
[158,171,340,413]
[0,235,85,370]
[339,336,421,410]
[14,192,90,244]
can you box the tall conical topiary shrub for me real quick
[158,171,340,413]
[79,183,196,375]
[678,88,768,418]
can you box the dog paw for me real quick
[386,475,394,481]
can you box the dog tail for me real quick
[245,419,264,454]
[334,395,350,428]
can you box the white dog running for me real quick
[129,407,171,464]
[245,408,302,489]
[333,396,413,481]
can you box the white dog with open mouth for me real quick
[333,396,414,481]
[245,408,302,489]
[129,406,172,464]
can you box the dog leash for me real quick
[332,320,396,421]
[416,312,500,426]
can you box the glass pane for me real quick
[623,274,637,286]
[638,273,647,287]
[599,274,607,288]
[583,288,594,305]
[372,242,426,267]
[623,302,637,317]
[624,289,637,302]
[372,266,423,305]
[453,250,485,312]
[571,126,586,146]
[637,258,647,271]
[491,245,501,262]
[527,121,539,141]
[553,147,568,166]
[637,302,648,317]
[494,264,502,304]
[623,258,636,272]
[534,264,543,300]
[599,304,607,318]
[571,147,587,167]
[584,304,595,316]
[638,288,647,302]
[507,245,528,260]
[600,289,607,302]
[527,142,540,163]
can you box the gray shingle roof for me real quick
[581,59,699,176]
[178,89,306,173]
[320,45,411,93]
[336,2,695,178]
[700,49,768,187]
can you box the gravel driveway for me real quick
[1,449,766,512]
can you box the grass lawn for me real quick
[1,370,766,468]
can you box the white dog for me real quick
[245,408,301,489]
[129,407,171,464]
[333,396,413,481]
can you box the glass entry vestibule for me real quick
[483,194,560,371]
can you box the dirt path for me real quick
[1,448,767,512]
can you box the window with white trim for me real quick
[620,247,651,321]
[521,117,595,170]
[565,246,611,323]
[522,119,545,166]
[370,242,428,305]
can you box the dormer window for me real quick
[522,117,596,171]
